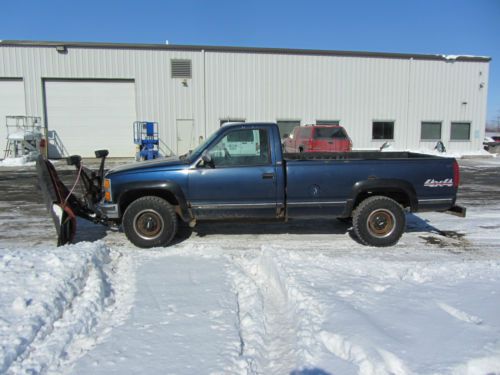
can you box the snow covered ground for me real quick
[1,158,500,374]
[0,243,134,374]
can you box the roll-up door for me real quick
[0,79,26,158]
[44,80,136,158]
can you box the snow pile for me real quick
[379,144,493,159]
[406,148,493,159]
[355,146,493,159]
[0,157,36,167]
[0,242,123,374]
[8,131,42,141]
[439,54,490,61]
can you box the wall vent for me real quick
[171,59,192,78]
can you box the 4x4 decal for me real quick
[424,178,453,187]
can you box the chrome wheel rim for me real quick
[133,209,164,240]
[367,209,396,238]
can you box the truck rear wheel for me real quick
[353,196,406,247]
[123,196,178,248]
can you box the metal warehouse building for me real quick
[0,40,490,158]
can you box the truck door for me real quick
[188,127,278,219]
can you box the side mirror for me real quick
[201,150,211,163]
[94,150,109,158]
[201,150,214,168]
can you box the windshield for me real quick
[180,128,222,161]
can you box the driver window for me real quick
[208,128,270,167]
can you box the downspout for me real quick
[202,49,207,141]
[405,58,413,150]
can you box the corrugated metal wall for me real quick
[204,53,488,152]
[0,45,489,154]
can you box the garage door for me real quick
[44,80,137,158]
[0,80,26,158]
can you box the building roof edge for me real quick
[0,40,491,62]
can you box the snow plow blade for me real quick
[36,155,79,245]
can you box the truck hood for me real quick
[106,156,188,175]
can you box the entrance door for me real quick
[176,119,195,155]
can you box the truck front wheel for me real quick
[122,196,178,248]
[353,196,406,247]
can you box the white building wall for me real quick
[0,44,490,155]
[204,53,412,149]
[204,52,489,151]
[0,46,206,156]
[407,60,488,152]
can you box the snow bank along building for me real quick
[0,40,490,158]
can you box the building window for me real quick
[450,122,471,141]
[171,59,192,78]
[220,119,245,127]
[316,120,340,125]
[277,120,300,139]
[421,122,442,140]
[372,121,394,140]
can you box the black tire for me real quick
[122,196,178,248]
[352,196,406,247]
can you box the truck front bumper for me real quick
[98,202,120,219]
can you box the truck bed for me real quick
[283,151,456,218]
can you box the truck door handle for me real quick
[262,173,275,180]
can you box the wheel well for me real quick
[119,189,179,218]
[353,189,411,211]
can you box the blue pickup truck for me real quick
[37,122,465,248]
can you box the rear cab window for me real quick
[313,127,348,139]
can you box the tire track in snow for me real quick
[227,246,325,374]
[268,251,412,375]
[436,301,483,325]
[284,253,411,375]
[319,331,410,375]
[6,244,134,375]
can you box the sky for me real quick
[1,0,499,126]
